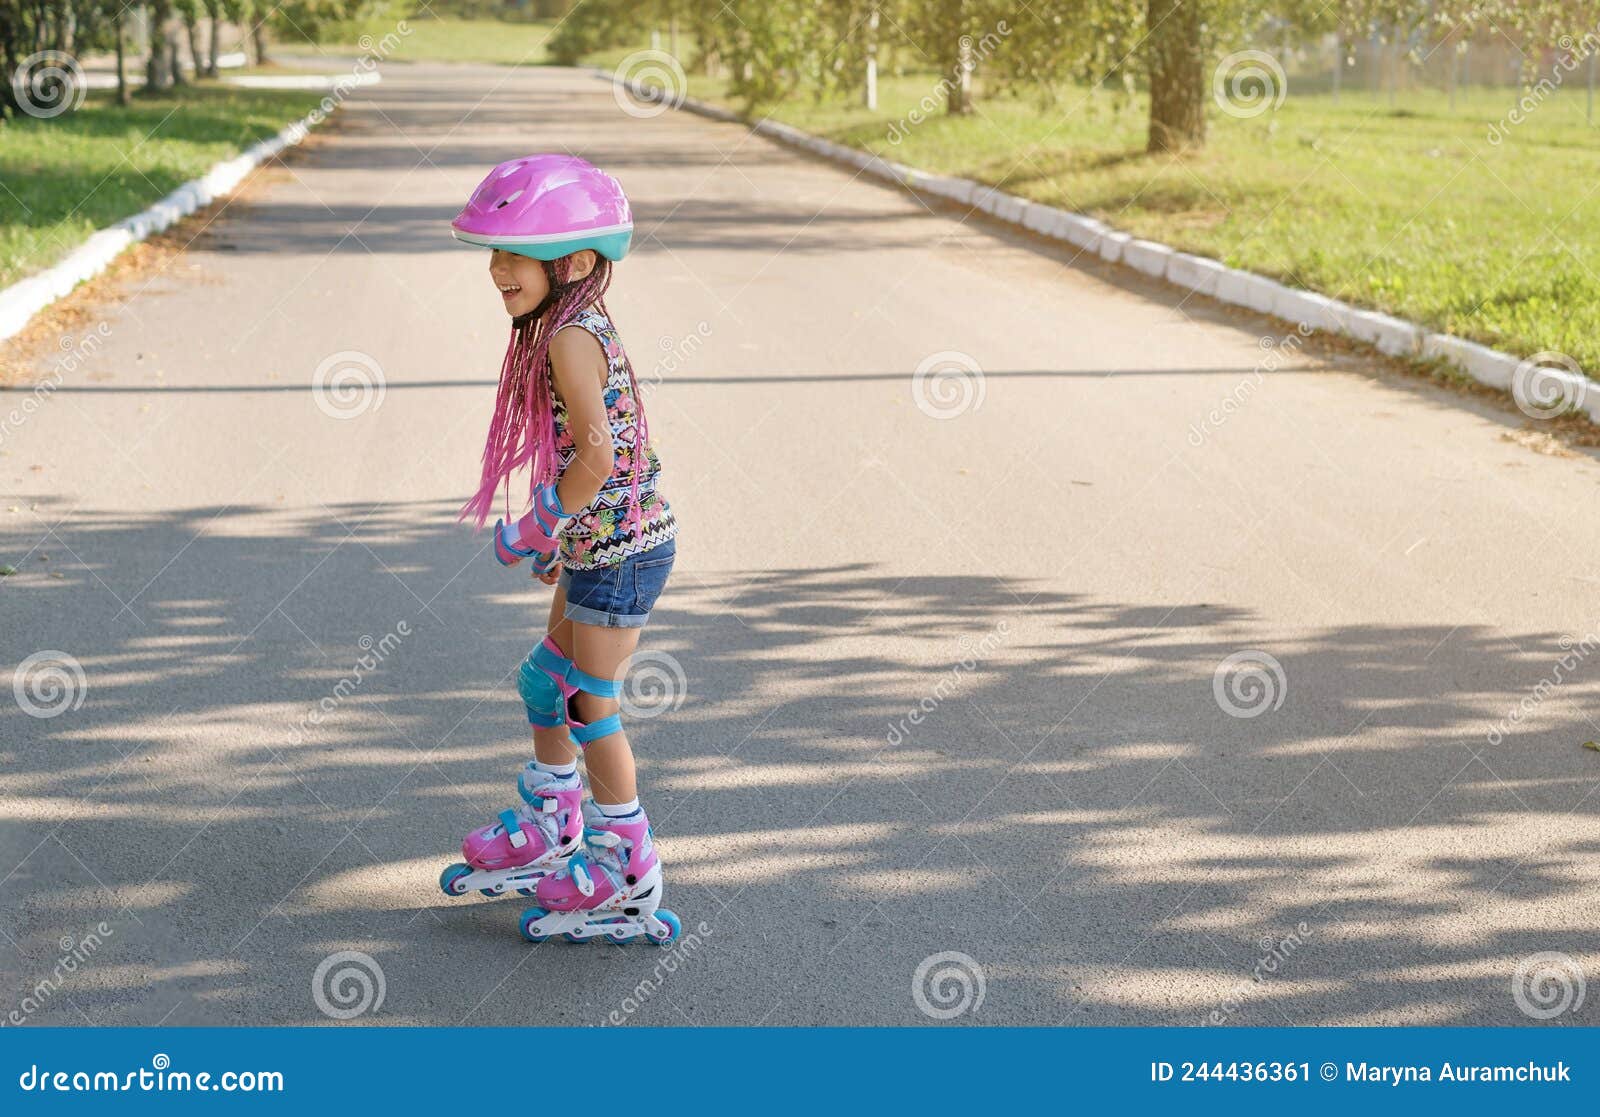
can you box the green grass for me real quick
[0,84,325,289]
[607,57,1600,372]
[308,16,556,66]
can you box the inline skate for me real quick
[518,810,681,944]
[439,765,586,899]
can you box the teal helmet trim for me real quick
[451,226,633,263]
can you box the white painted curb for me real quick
[0,105,333,344]
[605,71,1595,425]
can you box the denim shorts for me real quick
[559,539,676,629]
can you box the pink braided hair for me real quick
[461,255,649,531]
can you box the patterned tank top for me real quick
[551,308,678,570]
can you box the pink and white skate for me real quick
[518,810,681,944]
[439,767,585,899]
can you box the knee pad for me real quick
[518,637,626,747]
[518,637,573,727]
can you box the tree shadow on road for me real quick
[2,500,1597,1027]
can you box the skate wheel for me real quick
[516,886,538,897]
[439,863,473,897]
[562,931,586,943]
[479,886,501,898]
[519,907,550,943]
[605,918,633,945]
[649,910,681,945]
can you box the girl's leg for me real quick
[568,620,643,807]
[533,584,578,773]
[522,616,681,944]
[450,588,589,888]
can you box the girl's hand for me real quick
[534,561,562,586]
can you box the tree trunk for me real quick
[1388,31,1398,107]
[115,11,130,105]
[205,4,220,77]
[185,12,202,80]
[1589,50,1596,126]
[1331,31,1341,102]
[168,28,187,85]
[1448,41,1458,113]
[0,7,19,119]
[252,20,269,65]
[947,34,973,115]
[145,4,172,91]
[0,3,17,118]
[1147,0,1206,152]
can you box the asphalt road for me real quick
[3,63,1598,1027]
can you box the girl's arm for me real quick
[548,325,616,516]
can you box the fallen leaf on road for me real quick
[0,565,16,576]
[1500,428,1573,457]
[1585,741,1600,753]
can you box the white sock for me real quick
[597,797,641,819]
[534,758,578,781]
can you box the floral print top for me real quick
[551,308,678,570]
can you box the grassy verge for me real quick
[0,83,326,289]
[307,16,555,66]
[596,47,1600,373]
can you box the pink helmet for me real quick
[451,154,632,261]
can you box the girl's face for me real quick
[486,249,598,318]
[488,249,550,318]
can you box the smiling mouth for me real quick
[497,283,522,297]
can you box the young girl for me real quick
[437,155,682,946]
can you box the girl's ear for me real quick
[566,249,598,281]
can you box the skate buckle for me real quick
[570,856,596,897]
[499,809,528,849]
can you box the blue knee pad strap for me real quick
[572,713,624,745]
